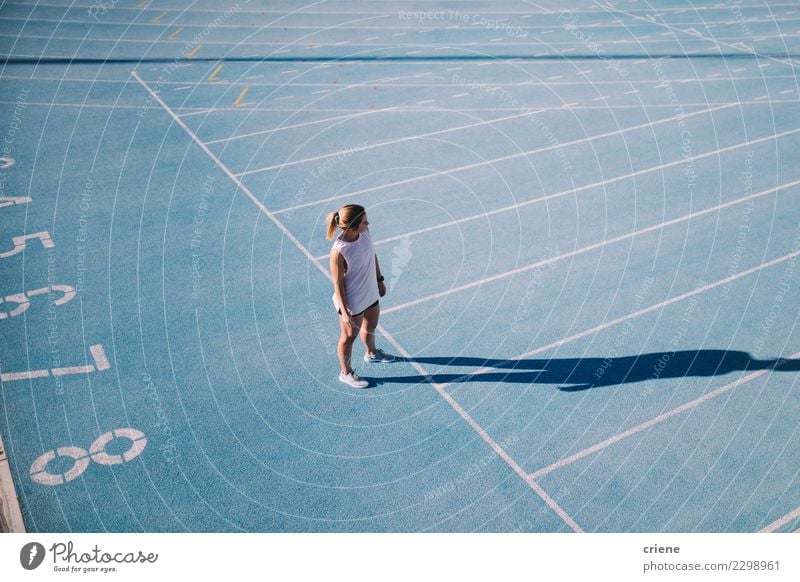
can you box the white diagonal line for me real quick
[234,109,544,175]
[273,103,737,214]
[760,505,800,533]
[312,126,800,260]
[131,69,582,533]
[529,351,800,481]
[382,179,800,315]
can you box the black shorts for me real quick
[337,299,379,317]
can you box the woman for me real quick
[326,204,394,388]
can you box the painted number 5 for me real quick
[29,428,148,486]
[0,231,54,259]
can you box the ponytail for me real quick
[326,204,365,240]
[325,210,340,240]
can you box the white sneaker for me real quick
[338,369,369,389]
[364,348,395,363]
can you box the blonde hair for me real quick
[326,204,366,240]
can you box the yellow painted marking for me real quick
[137,0,150,8]
[167,27,184,41]
[233,87,250,108]
[186,44,202,59]
[208,64,223,81]
[151,11,167,24]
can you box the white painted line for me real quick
[381,178,800,315]
[311,89,331,94]
[451,92,469,98]
[275,103,737,213]
[416,99,435,105]
[173,85,192,91]
[760,506,800,532]
[781,90,794,95]
[4,2,798,16]
[206,107,398,144]
[511,248,800,362]
[51,365,95,377]
[1,369,49,382]
[347,125,800,252]
[593,95,609,101]
[91,345,110,371]
[132,70,330,279]
[624,89,640,94]
[6,100,798,114]
[529,348,800,481]
[281,69,298,75]
[235,108,545,175]
[179,108,215,118]
[601,3,800,72]
[131,69,582,533]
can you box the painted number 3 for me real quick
[29,428,147,486]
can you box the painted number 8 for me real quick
[29,428,147,486]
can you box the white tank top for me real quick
[331,228,380,315]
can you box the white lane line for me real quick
[761,505,800,532]
[597,2,800,71]
[377,324,583,532]
[131,70,326,275]
[274,103,736,214]
[5,100,797,113]
[451,92,470,98]
[51,365,94,377]
[381,178,800,315]
[91,344,110,371]
[234,109,544,174]
[530,348,800,481]
[178,108,215,118]
[0,370,49,382]
[205,107,398,144]
[506,249,800,367]
[306,126,800,261]
[4,2,799,16]
[131,68,582,533]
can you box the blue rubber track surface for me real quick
[0,0,798,532]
